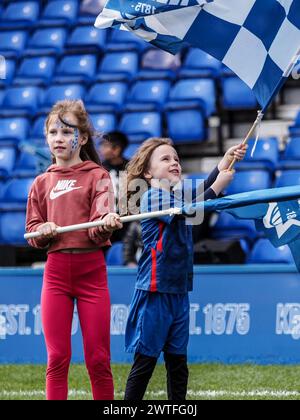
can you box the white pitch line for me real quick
[1,389,300,399]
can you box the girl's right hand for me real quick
[38,222,59,239]
[212,170,235,195]
[101,213,123,233]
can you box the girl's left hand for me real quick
[101,213,123,233]
[218,144,248,171]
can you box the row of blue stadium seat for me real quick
[0,110,207,145]
[188,168,300,192]
[0,26,257,110]
[0,27,148,58]
[0,79,217,116]
[2,106,300,163]
[0,0,98,29]
[102,239,296,266]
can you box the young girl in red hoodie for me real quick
[26,100,122,400]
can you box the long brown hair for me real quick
[125,138,173,213]
[45,99,101,166]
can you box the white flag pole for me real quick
[24,208,182,240]
[228,110,264,171]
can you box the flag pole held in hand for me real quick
[24,208,182,240]
[228,110,264,171]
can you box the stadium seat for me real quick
[0,86,43,117]
[275,170,300,188]
[25,27,67,56]
[179,48,222,79]
[78,0,105,24]
[0,58,16,87]
[125,80,171,111]
[14,56,56,86]
[18,143,52,173]
[86,82,128,113]
[40,84,86,113]
[54,54,97,84]
[38,0,78,26]
[97,51,139,82]
[166,78,216,117]
[0,30,28,58]
[66,26,107,53]
[106,29,148,52]
[89,113,117,135]
[278,137,300,169]
[235,137,279,172]
[138,48,181,80]
[211,212,258,243]
[119,111,162,143]
[106,241,124,266]
[293,111,300,126]
[248,239,294,265]
[0,211,27,245]
[225,170,271,195]
[1,177,35,204]
[0,1,40,29]
[288,111,300,137]
[12,150,40,177]
[0,147,17,177]
[124,143,140,160]
[221,76,258,110]
[165,109,207,144]
[0,180,5,201]
[29,115,46,143]
[0,117,29,145]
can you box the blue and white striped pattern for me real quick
[95,0,300,111]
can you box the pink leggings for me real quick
[42,250,114,400]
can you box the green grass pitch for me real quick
[1,364,300,400]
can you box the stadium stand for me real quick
[106,241,124,266]
[86,81,128,112]
[66,25,107,53]
[0,1,40,29]
[247,239,294,265]
[125,79,171,112]
[14,55,56,86]
[119,111,162,143]
[0,0,299,267]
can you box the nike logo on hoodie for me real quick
[50,180,83,200]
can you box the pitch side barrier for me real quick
[0,265,300,364]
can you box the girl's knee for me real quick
[47,351,71,373]
[86,351,111,374]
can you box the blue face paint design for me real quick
[55,120,66,129]
[71,128,79,151]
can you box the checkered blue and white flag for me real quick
[95,0,300,111]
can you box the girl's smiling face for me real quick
[144,144,182,187]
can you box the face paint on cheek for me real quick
[72,128,79,150]
[69,128,79,157]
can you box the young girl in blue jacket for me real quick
[124,137,247,400]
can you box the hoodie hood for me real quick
[47,160,102,174]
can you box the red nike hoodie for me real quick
[26,161,114,253]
